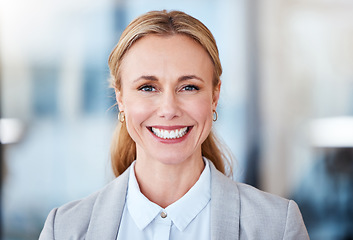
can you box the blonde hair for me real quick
[108,10,233,177]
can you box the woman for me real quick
[40,10,309,239]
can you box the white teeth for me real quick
[163,130,170,138]
[151,127,188,139]
[170,130,176,138]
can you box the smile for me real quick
[150,127,190,139]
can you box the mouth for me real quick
[148,126,191,140]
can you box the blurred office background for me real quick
[0,0,352,239]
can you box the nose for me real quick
[157,91,182,120]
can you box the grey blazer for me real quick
[39,162,309,239]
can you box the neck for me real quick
[134,155,205,208]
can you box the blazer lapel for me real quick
[84,163,240,239]
[210,162,240,240]
[86,167,130,240]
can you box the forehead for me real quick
[120,34,214,82]
[126,34,205,55]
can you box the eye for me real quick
[138,85,156,92]
[182,85,200,91]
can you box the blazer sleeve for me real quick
[39,208,58,240]
[283,200,310,239]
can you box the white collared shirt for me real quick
[116,159,211,240]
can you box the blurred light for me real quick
[310,116,353,147]
[0,118,25,144]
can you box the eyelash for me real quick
[137,84,200,92]
[138,85,156,92]
[182,85,199,91]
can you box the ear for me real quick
[212,81,221,109]
[115,89,125,111]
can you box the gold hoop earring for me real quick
[213,110,218,122]
[118,111,125,123]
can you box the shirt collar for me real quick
[126,158,211,231]
[166,158,211,231]
[126,161,161,230]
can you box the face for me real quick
[116,34,220,166]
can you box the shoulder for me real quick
[213,170,291,219]
[235,182,308,239]
[235,182,291,230]
[39,188,102,239]
[210,161,293,217]
[236,181,289,214]
[51,189,101,232]
[210,162,289,208]
[39,170,129,239]
[210,164,308,239]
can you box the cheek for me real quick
[185,96,213,123]
[124,99,152,130]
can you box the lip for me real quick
[147,125,193,144]
[148,125,190,130]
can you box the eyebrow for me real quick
[178,75,204,82]
[133,75,204,83]
[133,75,158,82]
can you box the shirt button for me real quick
[160,211,167,218]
